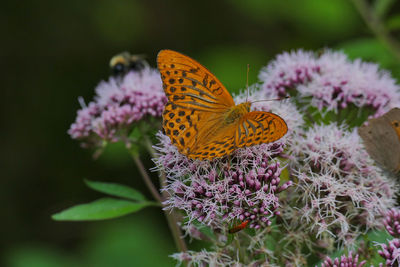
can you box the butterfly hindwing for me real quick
[162,102,201,153]
[236,111,288,148]
[187,125,237,160]
[184,111,288,160]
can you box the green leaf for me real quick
[52,198,155,221]
[84,179,147,201]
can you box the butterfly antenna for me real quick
[250,96,290,104]
[246,64,250,102]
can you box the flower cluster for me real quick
[286,123,396,245]
[319,251,366,267]
[384,208,400,238]
[259,50,400,117]
[155,131,291,230]
[171,250,242,267]
[68,67,166,147]
[378,239,400,266]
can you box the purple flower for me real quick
[384,208,400,238]
[377,238,400,266]
[153,89,301,232]
[259,50,320,97]
[171,250,241,267]
[68,68,167,147]
[319,251,366,267]
[154,130,292,231]
[287,123,396,244]
[259,50,400,117]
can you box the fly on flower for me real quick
[157,49,288,160]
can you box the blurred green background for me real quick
[3,0,400,266]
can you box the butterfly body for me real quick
[223,102,251,125]
[157,50,288,160]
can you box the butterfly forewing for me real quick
[157,50,234,111]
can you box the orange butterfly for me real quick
[157,50,288,160]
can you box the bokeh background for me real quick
[3,0,400,266]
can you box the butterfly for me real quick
[157,49,288,160]
[358,108,400,173]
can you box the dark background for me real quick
[2,0,400,266]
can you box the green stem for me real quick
[131,152,187,253]
[131,154,163,203]
[234,236,245,263]
[130,131,188,254]
[142,135,188,253]
[351,0,400,61]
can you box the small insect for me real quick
[109,52,148,76]
[228,220,250,234]
[157,49,288,160]
[358,108,400,173]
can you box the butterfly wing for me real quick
[235,111,288,148]
[185,121,238,160]
[157,50,235,156]
[186,111,288,160]
[157,50,235,109]
[359,108,400,173]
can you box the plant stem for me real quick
[141,135,188,253]
[131,154,163,203]
[351,0,400,61]
[130,133,188,253]
[234,236,245,263]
